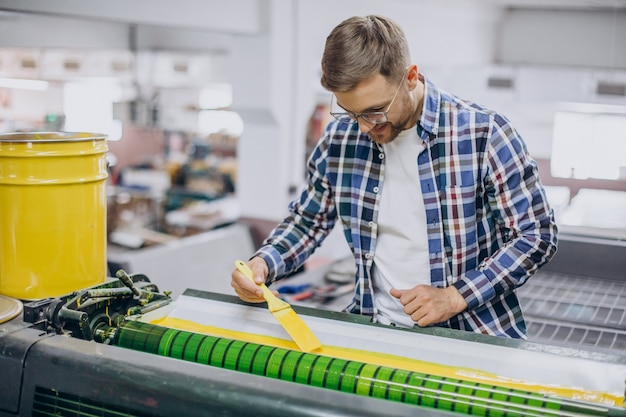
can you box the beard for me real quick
[367,95,415,144]
[368,115,413,144]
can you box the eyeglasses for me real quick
[329,69,407,125]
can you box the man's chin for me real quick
[369,123,399,144]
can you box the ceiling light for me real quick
[0,77,49,91]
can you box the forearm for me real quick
[456,192,557,312]
[453,226,556,311]
[255,204,336,284]
[454,122,558,311]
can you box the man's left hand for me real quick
[389,285,468,327]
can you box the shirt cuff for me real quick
[253,246,284,284]
[452,269,496,311]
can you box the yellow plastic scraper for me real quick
[235,260,322,353]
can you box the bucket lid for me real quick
[0,295,23,324]
[0,131,107,143]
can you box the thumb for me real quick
[251,270,265,285]
[389,288,404,299]
[249,266,267,285]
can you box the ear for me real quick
[407,64,419,91]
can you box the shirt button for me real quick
[379,153,385,159]
[368,221,375,228]
[373,186,379,193]
[365,252,373,259]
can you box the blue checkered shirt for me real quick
[255,77,558,338]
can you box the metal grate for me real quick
[518,271,626,353]
[32,386,158,417]
[526,319,626,352]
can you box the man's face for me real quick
[333,72,411,144]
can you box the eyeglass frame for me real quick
[329,67,409,125]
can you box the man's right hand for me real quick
[230,256,273,303]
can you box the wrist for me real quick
[446,286,468,314]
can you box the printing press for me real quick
[1,268,625,417]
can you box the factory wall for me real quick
[239,0,504,221]
[1,0,625,223]
[242,0,626,224]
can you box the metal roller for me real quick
[103,320,626,417]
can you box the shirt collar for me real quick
[417,74,441,138]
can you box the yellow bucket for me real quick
[0,132,109,300]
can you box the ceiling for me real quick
[488,0,626,9]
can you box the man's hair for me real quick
[321,15,410,92]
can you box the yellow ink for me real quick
[151,316,624,407]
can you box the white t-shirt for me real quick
[372,127,430,328]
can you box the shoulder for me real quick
[441,88,519,140]
[423,78,507,136]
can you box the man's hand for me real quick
[389,285,467,327]
[230,256,276,303]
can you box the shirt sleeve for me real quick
[254,129,338,284]
[452,114,558,311]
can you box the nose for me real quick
[357,118,376,133]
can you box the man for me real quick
[231,15,557,338]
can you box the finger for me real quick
[232,284,261,301]
[390,288,417,306]
[250,266,266,284]
[231,269,263,300]
[403,297,422,316]
[236,260,265,290]
[247,257,269,285]
[389,288,405,299]
[413,305,444,327]
[415,313,434,327]
[411,307,429,326]
[398,289,418,306]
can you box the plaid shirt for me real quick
[256,76,558,338]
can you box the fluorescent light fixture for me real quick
[0,77,49,91]
[199,84,232,109]
[558,101,626,115]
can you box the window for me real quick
[64,80,122,140]
[551,109,626,180]
[197,84,243,136]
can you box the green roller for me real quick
[110,321,623,417]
